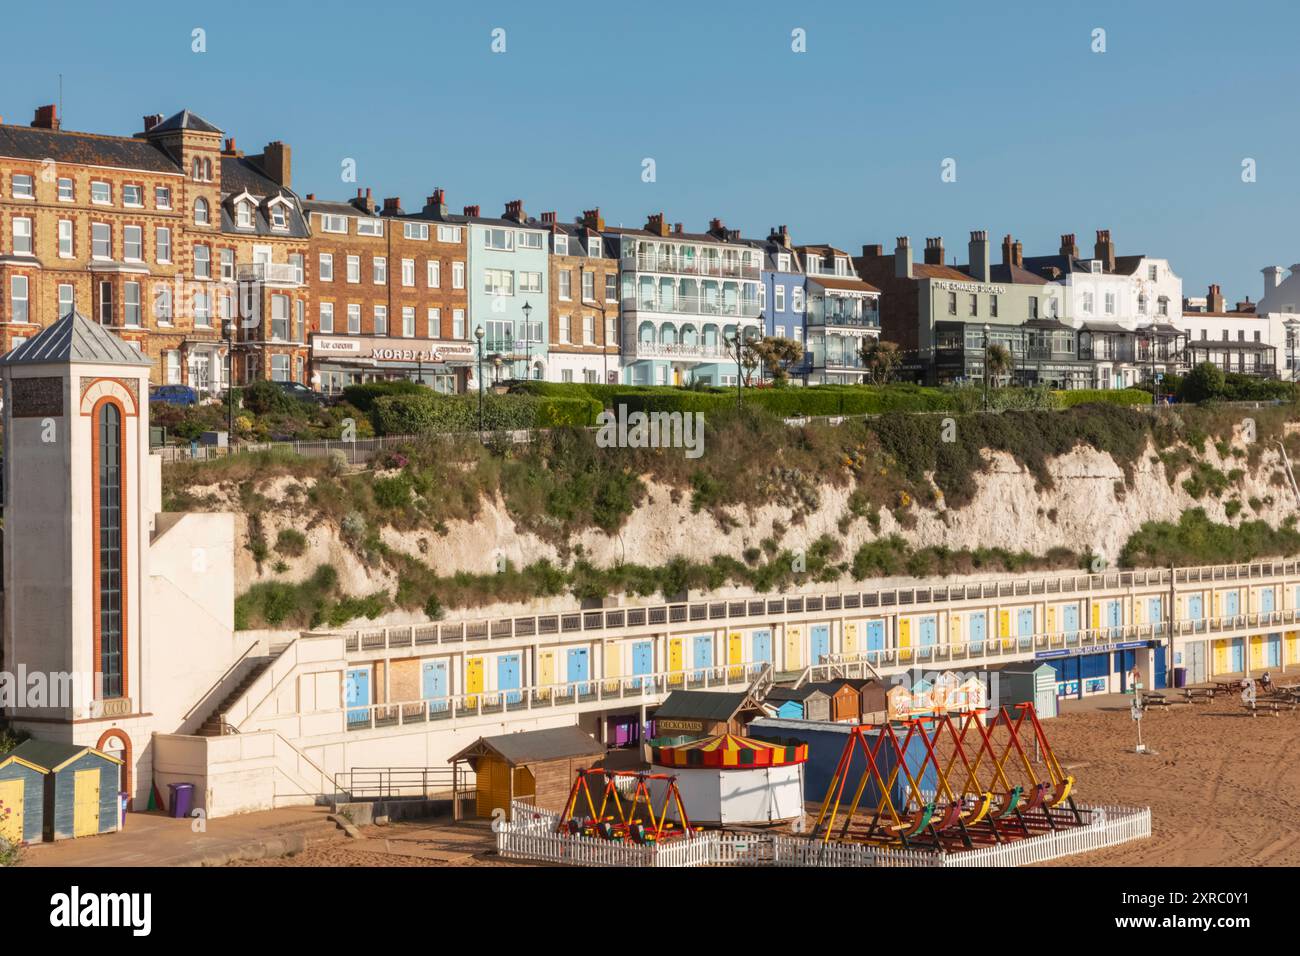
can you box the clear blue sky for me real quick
[6,0,1297,304]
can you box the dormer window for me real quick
[194,197,210,226]
[237,201,253,228]
[271,205,287,229]
[836,257,849,276]
[587,236,601,258]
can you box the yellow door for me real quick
[999,610,1011,649]
[1213,639,1230,675]
[1213,591,1221,617]
[478,756,511,818]
[0,779,22,844]
[1091,603,1101,631]
[1133,600,1143,625]
[465,656,483,707]
[727,632,743,680]
[898,619,911,662]
[1287,631,1299,664]
[785,627,802,670]
[1046,606,1056,635]
[669,638,684,685]
[950,614,962,648]
[537,651,554,698]
[73,769,100,838]
[604,641,622,692]
[843,623,858,657]
[1249,635,1265,671]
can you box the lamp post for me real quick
[726,332,743,409]
[521,301,533,381]
[474,325,485,432]
[982,322,991,412]
[226,315,236,442]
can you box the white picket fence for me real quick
[496,800,1151,868]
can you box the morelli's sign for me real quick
[311,335,475,364]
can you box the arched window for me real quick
[97,401,124,698]
[204,158,212,181]
[192,157,202,180]
[194,197,210,226]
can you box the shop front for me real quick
[310,334,474,395]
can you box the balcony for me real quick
[237,262,304,286]
[808,311,880,331]
[622,294,761,319]
[623,339,737,362]
[621,252,760,280]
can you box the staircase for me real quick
[197,657,274,736]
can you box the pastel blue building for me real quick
[755,226,811,383]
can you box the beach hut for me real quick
[5,740,122,841]
[450,726,606,820]
[988,662,1059,718]
[806,680,869,722]
[764,685,830,721]
[648,689,768,739]
[853,679,889,724]
[0,749,46,845]
[647,733,808,826]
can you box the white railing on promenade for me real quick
[496,800,1150,868]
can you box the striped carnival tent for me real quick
[647,733,808,826]
[651,733,808,769]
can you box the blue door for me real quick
[421,660,448,714]
[497,654,521,705]
[1229,638,1245,673]
[692,635,713,679]
[1062,605,1080,643]
[1017,609,1034,649]
[567,648,590,694]
[1107,600,1122,638]
[918,616,937,659]
[1225,590,1240,616]
[631,641,653,689]
[1153,647,1167,689]
[810,625,830,666]
[345,668,371,724]
[752,630,772,664]
[865,621,886,662]
[1260,588,1276,614]
[1188,595,1203,620]
[1147,598,1162,623]
[968,613,986,653]
[1266,634,1282,667]
[1113,649,1137,690]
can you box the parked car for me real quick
[150,384,200,407]
[274,380,329,405]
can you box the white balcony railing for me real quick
[622,253,760,280]
[622,294,761,319]
[624,340,736,361]
[237,262,304,285]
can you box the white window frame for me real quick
[91,222,111,260]
[319,253,333,281]
[346,255,360,283]
[451,262,465,289]
[156,226,172,263]
[123,225,143,262]
[402,258,415,287]
[57,177,74,202]
[427,260,440,288]
[403,222,429,241]
[319,301,334,333]
[372,257,387,284]
[123,184,143,208]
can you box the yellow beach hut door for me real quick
[0,778,22,844]
[669,638,685,685]
[74,769,100,837]
[728,632,743,680]
[785,627,803,670]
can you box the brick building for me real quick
[542,208,620,384]
[0,105,310,392]
[303,186,470,393]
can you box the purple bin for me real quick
[168,782,195,819]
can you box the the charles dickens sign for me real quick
[931,280,1007,295]
[312,336,475,364]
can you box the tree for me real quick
[985,343,1013,388]
[1179,361,1226,403]
[859,338,902,385]
[747,336,805,385]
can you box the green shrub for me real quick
[342,380,426,412]
[240,380,301,416]
[370,392,601,435]
[274,528,307,557]
[1055,388,1152,408]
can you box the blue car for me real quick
[150,384,200,407]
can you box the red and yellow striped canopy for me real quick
[651,733,807,769]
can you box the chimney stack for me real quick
[540,211,557,225]
[923,236,944,266]
[351,188,376,215]
[382,197,402,215]
[1263,265,1284,297]
[708,217,726,239]
[768,225,792,248]
[894,237,913,280]
[462,204,480,218]
[1094,229,1115,272]
[645,212,670,237]
[673,223,683,235]
[1207,283,1225,313]
[425,187,447,217]
[503,199,525,222]
[581,208,605,231]
[31,104,60,130]
[861,243,883,259]
[142,113,163,133]
[1060,233,1079,258]
[968,230,991,282]
[1000,235,1023,269]
[258,141,291,188]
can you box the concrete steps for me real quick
[197,657,274,736]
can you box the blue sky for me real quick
[5,0,1297,303]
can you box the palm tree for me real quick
[986,343,1012,388]
[860,339,901,385]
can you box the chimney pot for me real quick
[31,104,59,130]
[463,205,480,218]
[895,237,913,280]
[969,230,991,282]
[923,236,944,265]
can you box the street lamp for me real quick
[1287,318,1300,399]
[474,325,485,432]
[725,332,743,409]
[982,322,991,412]
[521,301,533,381]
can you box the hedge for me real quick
[371,392,602,435]
[342,380,427,412]
[1054,388,1152,408]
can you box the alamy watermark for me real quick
[595,404,704,459]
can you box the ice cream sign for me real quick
[312,335,475,364]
